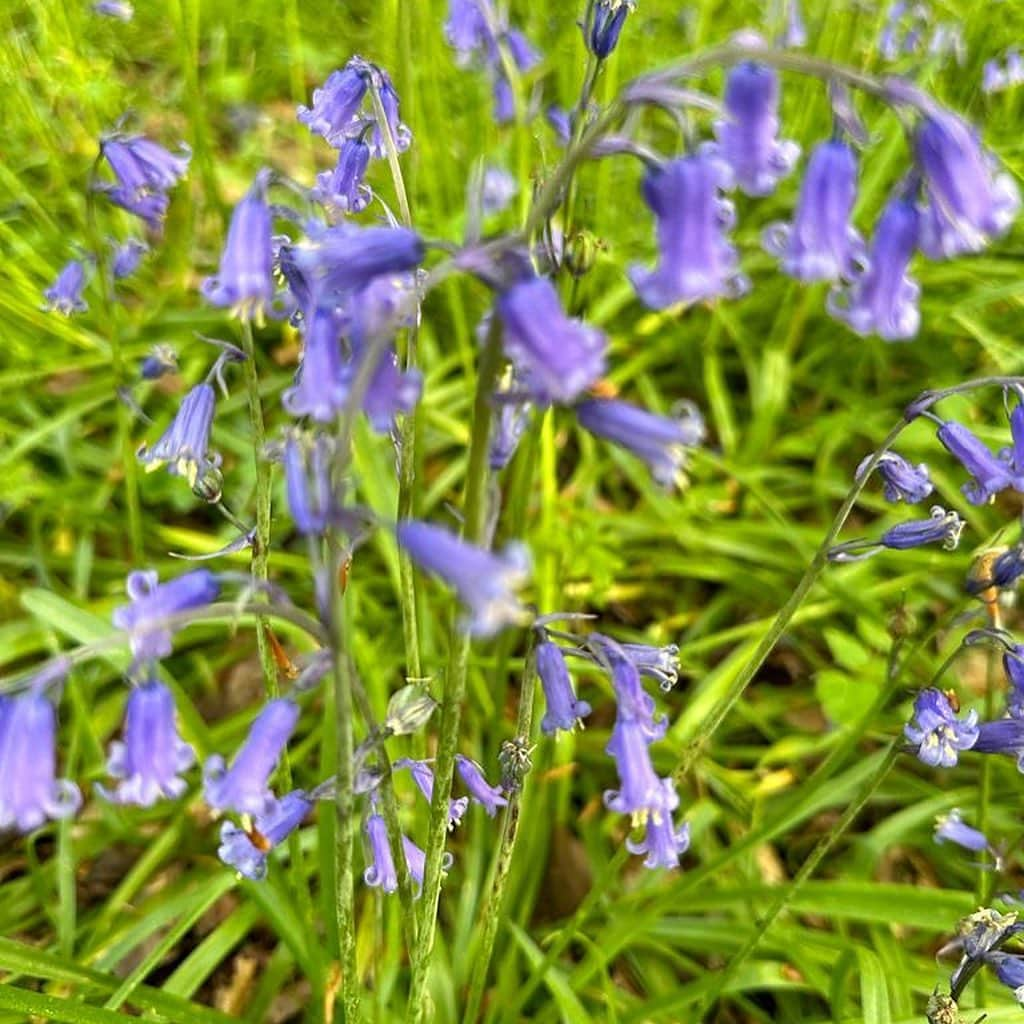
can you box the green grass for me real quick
[4,0,1024,1021]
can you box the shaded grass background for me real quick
[4,0,1024,1020]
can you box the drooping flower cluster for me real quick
[531,629,687,871]
[983,47,1024,94]
[298,58,413,215]
[443,0,540,123]
[98,130,191,230]
[363,754,506,894]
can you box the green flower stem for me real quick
[461,643,538,1024]
[84,164,143,562]
[238,319,278,697]
[326,546,361,1024]
[406,323,505,1024]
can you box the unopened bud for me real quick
[384,684,437,736]
[192,463,224,503]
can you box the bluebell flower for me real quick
[630,154,744,309]
[100,679,195,806]
[112,568,220,665]
[982,549,1024,596]
[619,642,681,691]
[445,0,489,61]
[936,417,1022,505]
[504,29,539,72]
[455,755,508,816]
[112,239,148,280]
[43,260,89,315]
[604,719,678,818]
[311,138,371,214]
[547,105,572,145]
[344,271,419,346]
[879,1,924,59]
[106,188,169,229]
[496,277,606,405]
[588,632,662,732]
[283,431,336,535]
[985,952,1024,1003]
[345,340,423,435]
[367,68,412,157]
[855,450,933,503]
[973,717,1024,770]
[763,139,865,281]
[626,810,691,870]
[829,506,964,561]
[1004,644,1024,718]
[140,344,178,380]
[402,834,432,890]
[711,63,799,197]
[204,699,300,816]
[282,306,346,422]
[586,0,632,59]
[281,225,424,304]
[576,397,705,487]
[397,520,530,636]
[915,111,1019,257]
[219,790,313,880]
[298,62,370,146]
[201,170,276,320]
[101,133,191,198]
[880,506,964,550]
[905,688,979,767]
[984,60,1008,95]
[395,758,468,828]
[983,48,1024,94]
[0,684,81,833]
[481,167,517,215]
[363,812,398,892]
[934,808,990,853]
[537,641,592,736]
[785,0,807,46]
[138,382,217,486]
[828,195,921,341]
[93,0,133,19]
[489,393,531,470]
